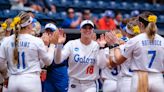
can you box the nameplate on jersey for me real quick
[74,54,96,64]
[142,40,161,46]
[11,41,30,48]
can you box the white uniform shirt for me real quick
[119,45,133,77]
[101,48,120,80]
[59,39,100,80]
[122,33,164,72]
[0,34,54,75]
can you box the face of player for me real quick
[80,25,94,38]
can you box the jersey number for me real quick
[148,50,156,68]
[111,67,118,76]
[17,51,26,69]
[86,65,94,74]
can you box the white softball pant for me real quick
[8,72,41,92]
[103,79,117,92]
[131,72,164,92]
[68,78,99,92]
[117,76,132,92]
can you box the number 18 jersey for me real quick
[60,39,100,80]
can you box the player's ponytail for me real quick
[145,15,158,41]
[11,11,31,65]
[11,15,21,65]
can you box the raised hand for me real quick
[97,34,107,47]
[50,31,59,44]
[41,32,50,46]
[58,28,66,44]
[91,32,97,41]
[105,32,119,45]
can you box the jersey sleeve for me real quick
[37,39,54,66]
[54,41,71,64]
[0,39,7,59]
[97,48,109,69]
[61,41,72,62]
[122,38,137,58]
[119,44,125,54]
[0,45,8,79]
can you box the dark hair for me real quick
[67,7,74,14]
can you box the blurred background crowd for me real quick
[0,0,164,34]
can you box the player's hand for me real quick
[3,77,9,88]
[41,33,50,46]
[58,28,66,44]
[50,31,59,44]
[97,34,106,47]
[40,69,47,82]
[91,32,97,41]
[105,32,119,45]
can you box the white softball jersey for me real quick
[119,44,133,77]
[122,33,164,72]
[58,39,102,80]
[0,34,54,75]
[101,48,120,80]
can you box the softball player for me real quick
[108,14,164,92]
[55,20,107,92]
[0,18,14,92]
[0,12,58,92]
[42,23,68,92]
[117,19,140,92]
[100,47,120,92]
[101,65,120,92]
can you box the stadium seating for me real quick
[0,0,11,10]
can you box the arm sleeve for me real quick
[97,48,109,69]
[38,40,55,66]
[122,39,136,58]
[55,41,71,64]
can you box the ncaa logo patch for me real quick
[71,84,76,88]
[74,47,79,51]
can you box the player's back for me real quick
[126,33,164,72]
[1,34,43,74]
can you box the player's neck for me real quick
[80,37,91,45]
[19,29,31,34]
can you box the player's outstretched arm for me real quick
[54,29,69,64]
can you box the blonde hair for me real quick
[126,19,140,36]
[145,22,157,41]
[13,11,31,65]
[139,11,153,28]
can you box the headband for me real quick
[125,26,134,35]
[20,17,33,27]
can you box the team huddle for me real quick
[0,11,164,92]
